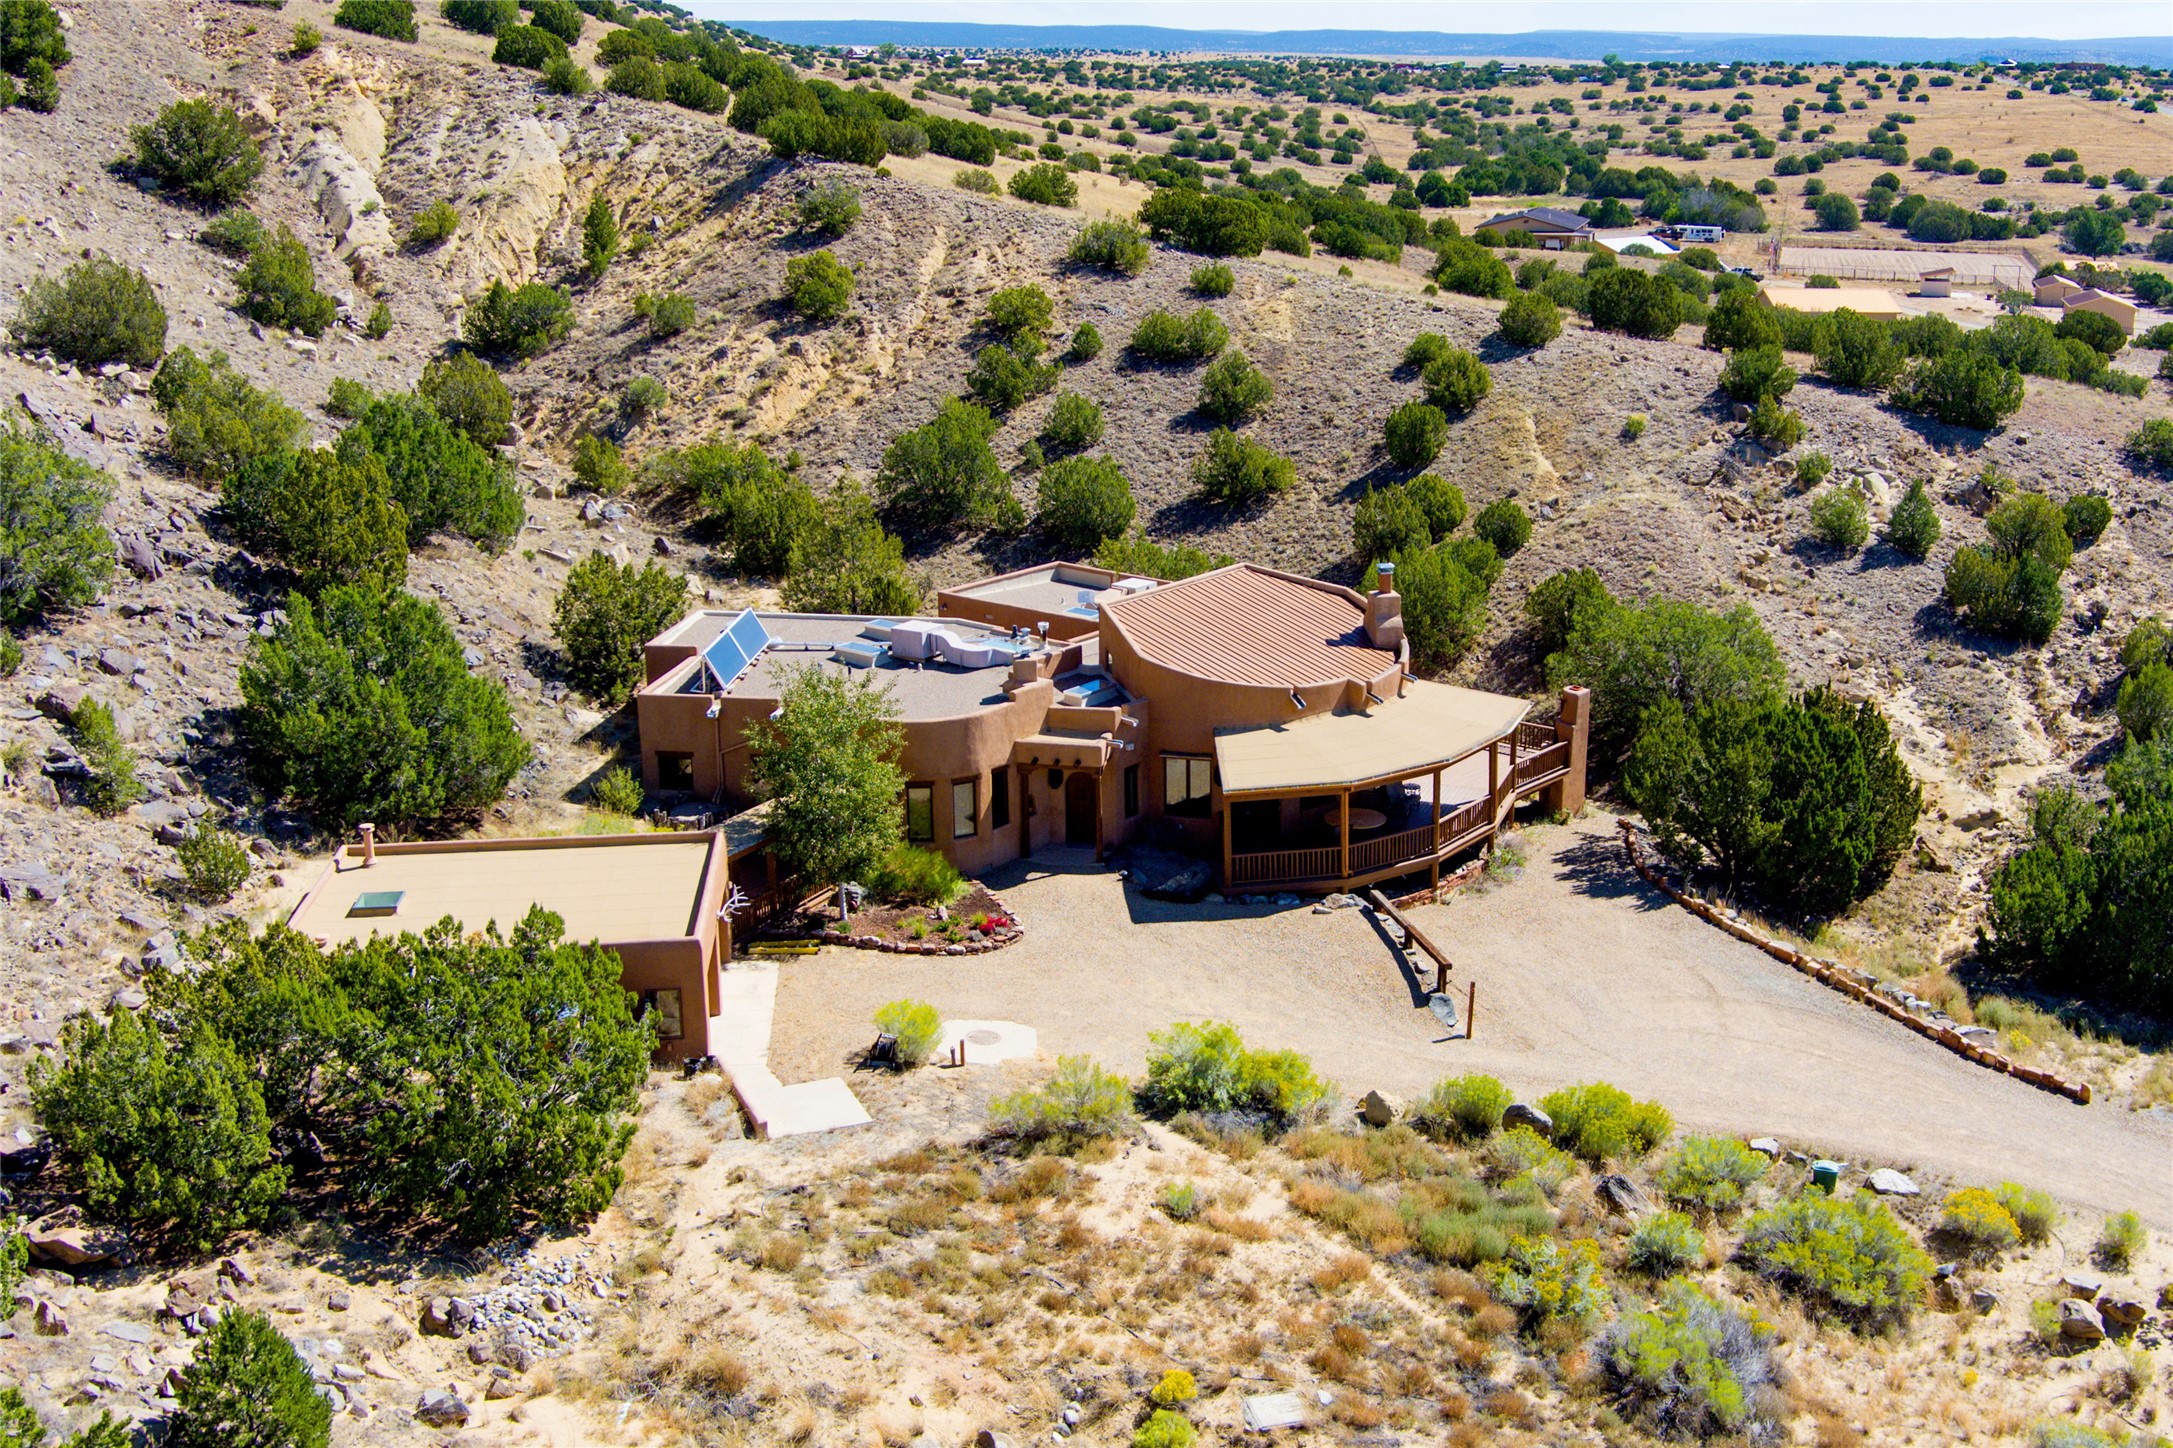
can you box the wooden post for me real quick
[1338,787,1351,886]
[1431,766,1444,853]
[1466,980,1476,1041]
[1220,800,1232,889]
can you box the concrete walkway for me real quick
[709,962,870,1139]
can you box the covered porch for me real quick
[1213,683,1586,893]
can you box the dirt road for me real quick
[768,816,2172,1226]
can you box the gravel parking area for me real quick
[766,813,2173,1225]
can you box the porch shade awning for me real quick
[1212,681,1530,796]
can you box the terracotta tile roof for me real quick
[1102,565,1395,689]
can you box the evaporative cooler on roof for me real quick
[698,609,772,692]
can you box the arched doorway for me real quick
[1064,772,1098,848]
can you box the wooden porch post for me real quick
[1220,801,1232,888]
[1431,766,1444,852]
[1339,787,1351,885]
[1488,741,1499,806]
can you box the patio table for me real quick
[1325,807,1388,832]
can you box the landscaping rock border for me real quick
[1617,821,2092,1106]
[816,910,1024,956]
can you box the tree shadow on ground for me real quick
[1550,826,1671,911]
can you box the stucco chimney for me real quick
[1364,562,1405,652]
[358,822,376,867]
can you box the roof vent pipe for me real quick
[358,822,376,867]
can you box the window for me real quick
[952,779,978,838]
[349,890,404,917]
[1123,763,1139,818]
[656,751,694,791]
[904,783,935,842]
[636,988,684,1041]
[991,768,1010,828]
[1163,755,1212,818]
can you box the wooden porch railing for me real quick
[1351,823,1437,875]
[1435,796,1490,849]
[1516,720,1559,752]
[1227,844,1343,887]
[1512,740,1571,789]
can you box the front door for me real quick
[1064,772,1098,848]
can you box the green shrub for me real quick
[2029,1425,2122,1448]
[1482,1125,1578,1195]
[0,631,20,677]
[1402,333,1453,371]
[0,1218,24,1320]
[868,843,964,906]
[877,396,1017,536]
[541,55,592,95]
[1132,1410,1196,1448]
[1,0,71,84]
[953,166,1000,195]
[69,698,141,816]
[1537,1081,1672,1163]
[198,209,268,257]
[966,342,1058,412]
[1986,1184,2056,1248]
[1039,392,1103,455]
[1720,345,1795,403]
[1525,567,1609,658]
[1739,1192,1931,1329]
[493,22,567,68]
[1095,534,1229,581]
[1939,1186,2021,1257]
[2119,661,2173,743]
[1892,351,2025,430]
[31,1008,284,1249]
[1887,479,1942,559]
[589,764,643,816]
[1623,413,1647,440]
[982,284,1054,345]
[1392,540,1492,670]
[0,422,114,625]
[131,98,263,205]
[1601,1282,1776,1438]
[874,999,942,1066]
[1148,1369,1197,1407]
[324,376,374,420]
[218,446,407,595]
[1485,1234,1610,1329]
[1498,289,1561,347]
[9,256,167,369]
[799,178,862,236]
[1703,289,1783,352]
[235,225,335,335]
[177,825,251,902]
[578,192,619,276]
[164,1308,330,1448]
[784,249,855,323]
[339,391,522,546]
[634,290,696,340]
[1588,267,1684,339]
[553,551,688,707]
[2094,1210,2146,1270]
[1410,1073,1511,1142]
[1140,1021,1329,1125]
[463,278,574,359]
[2063,493,2112,546]
[362,302,392,339]
[1009,162,1078,206]
[1658,1136,1769,1217]
[1627,1210,1705,1275]
[405,199,460,249]
[1190,262,1234,297]
[661,59,727,113]
[620,375,667,423]
[528,0,583,42]
[1037,456,1135,553]
[1473,497,1531,558]
[417,351,511,448]
[1795,452,1833,488]
[1128,307,1226,363]
[1420,348,1491,413]
[1430,238,1513,299]
[1158,1180,1199,1221]
[1810,486,1870,552]
[152,346,308,482]
[1406,473,1468,536]
[1192,428,1293,505]
[1196,351,1272,423]
[240,586,529,828]
[989,1055,1134,1144]
[1944,492,2071,643]
[1383,399,1446,470]
[2130,418,2173,471]
[333,0,417,40]
[442,0,519,34]
[1065,322,1103,361]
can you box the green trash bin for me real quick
[1810,1160,1841,1193]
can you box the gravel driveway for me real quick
[767,815,2172,1226]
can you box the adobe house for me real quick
[934,559,1162,642]
[2064,288,2138,336]
[634,562,1588,896]
[1472,207,1596,250]
[2032,274,2085,307]
[287,828,745,1063]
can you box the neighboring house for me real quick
[634,562,1589,897]
[1917,267,1956,298]
[1472,207,1595,250]
[2064,288,2138,335]
[287,828,749,1063]
[2033,274,2085,306]
[1757,283,1904,321]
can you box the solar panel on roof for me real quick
[699,609,772,692]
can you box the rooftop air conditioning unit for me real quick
[833,640,885,669]
[1111,577,1158,595]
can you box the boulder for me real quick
[419,1296,476,1337]
[2060,1271,2104,1301]
[1358,1090,1403,1128]
[1595,1173,1654,1219]
[1502,1103,1553,1136]
[0,868,65,903]
[35,684,85,721]
[2058,1298,2105,1343]
[1866,1168,1919,1197]
[33,1300,68,1336]
[414,1389,470,1427]
[2097,1293,2146,1329]
[27,1215,126,1266]
[1747,1138,1782,1158]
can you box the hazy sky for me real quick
[689,0,2170,40]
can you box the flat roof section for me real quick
[1102,565,1395,690]
[289,834,718,949]
[651,613,1030,721]
[1213,680,1530,795]
[950,562,1148,622]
